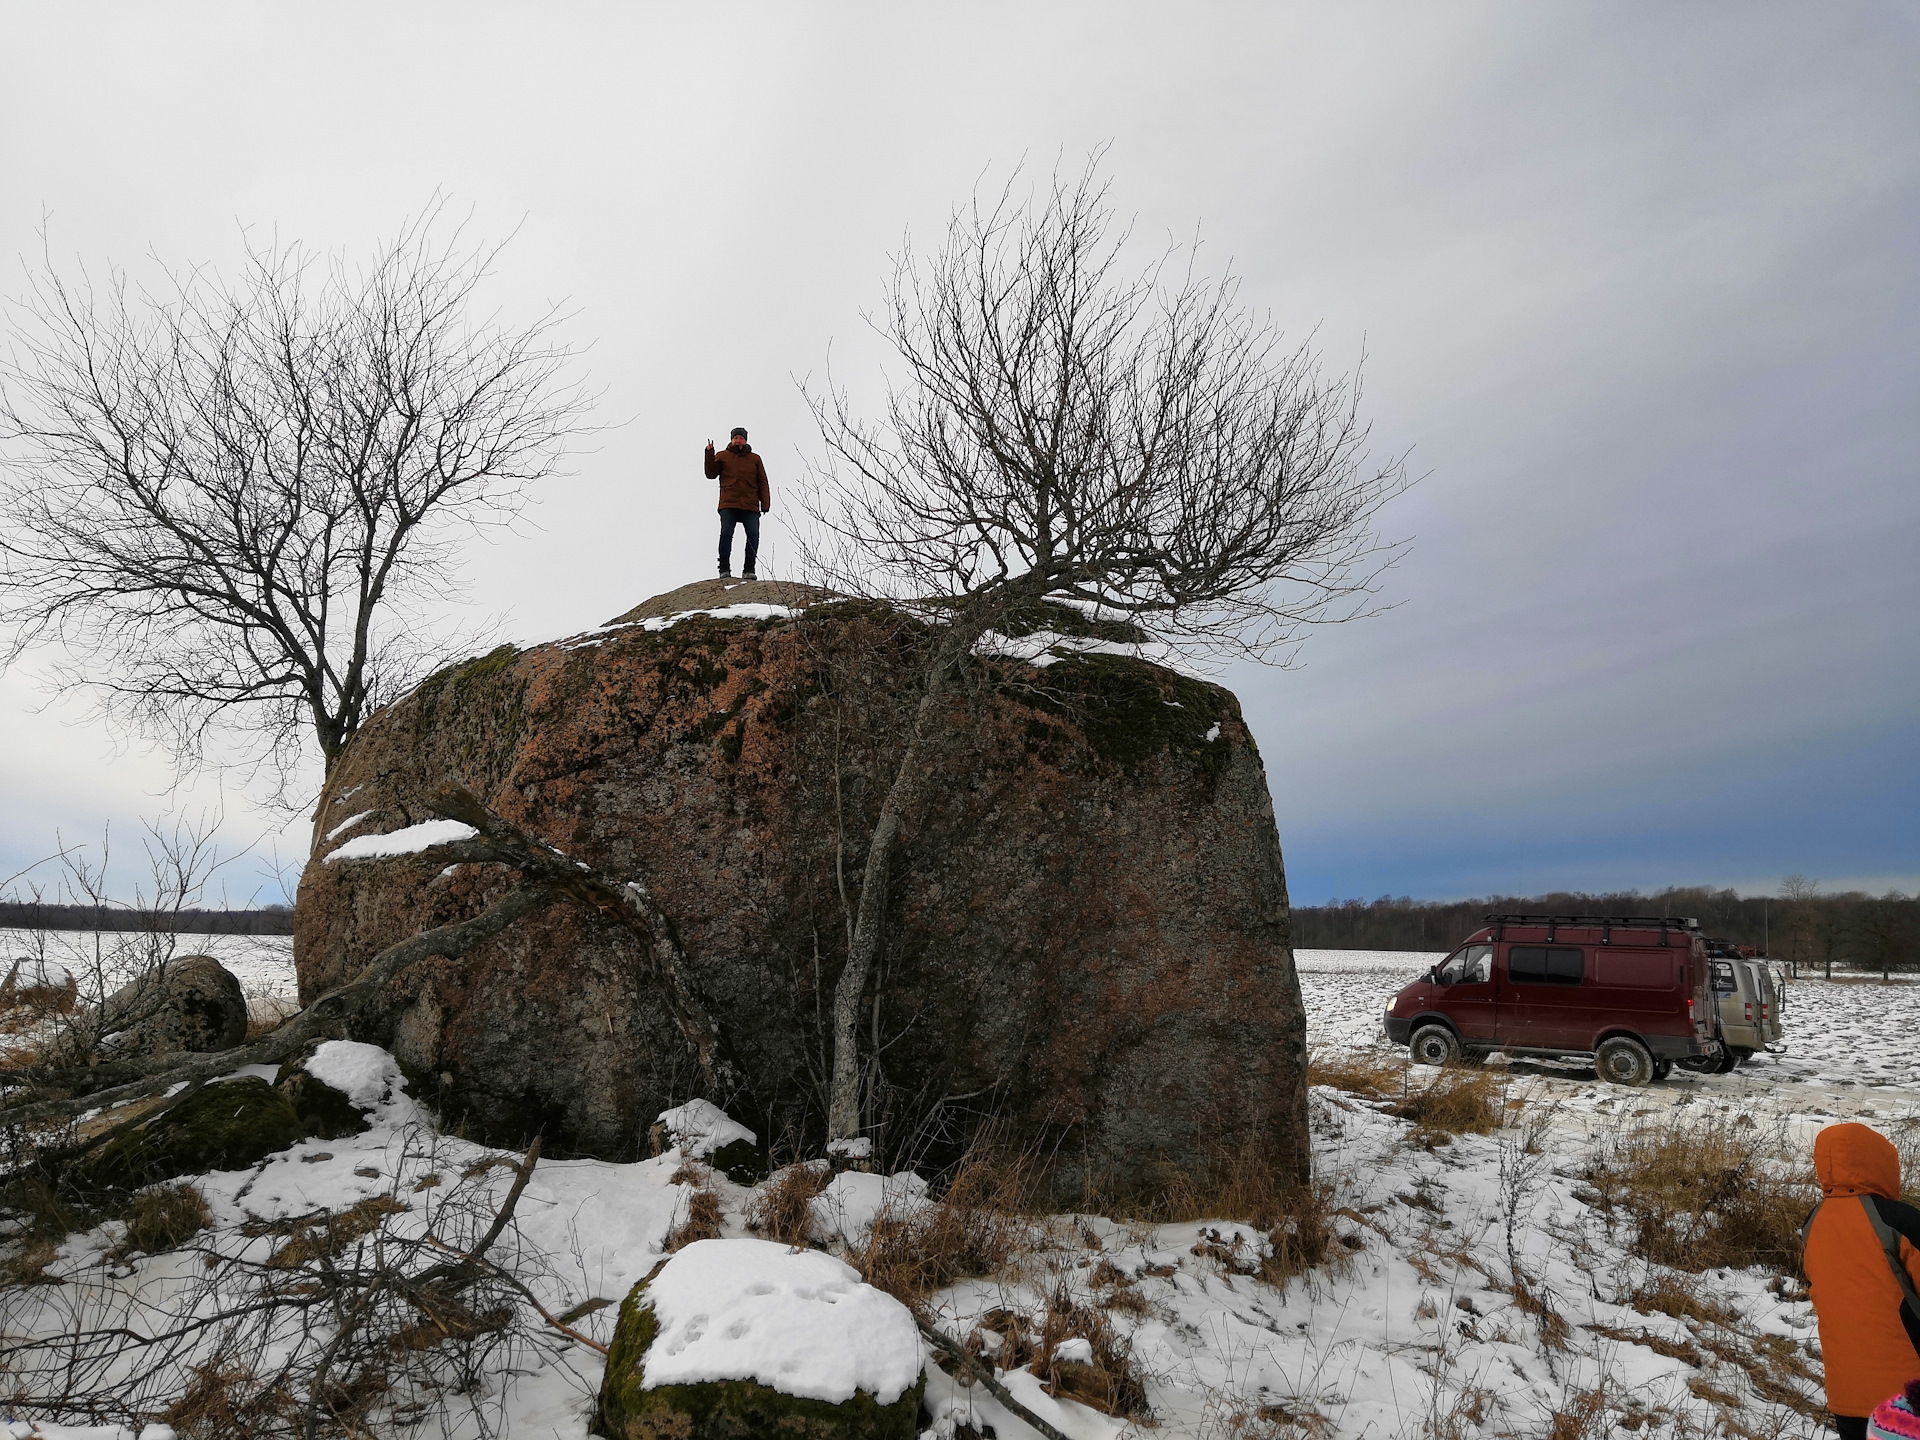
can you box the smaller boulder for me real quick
[653,1099,768,1185]
[52,955,248,1065]
[273,1039,407,1140]
[78,1078,302,1191]
[597,1238,923,1440]
[275,1048,365,1140]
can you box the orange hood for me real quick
[1815,1122,1901,1199]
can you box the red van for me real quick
[1382,913,1721,1086]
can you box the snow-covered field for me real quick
[7,939,1917,1438]
[0,928,298,1009]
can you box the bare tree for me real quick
[802,159,1410,1148]
[0,206,591,799]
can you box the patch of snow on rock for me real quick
[638,603,801,632]
[304,1040,407,1111]
[656,1098,756,1158]
[324,808,374,841]
[324,819,478,861]
[640,1237,922,1405]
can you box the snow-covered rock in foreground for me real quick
[634,1238,921,1405]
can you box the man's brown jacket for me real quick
[704,442,771,512]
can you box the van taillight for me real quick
[1744,1001,1753,1021]
[1688,998,1695,1021]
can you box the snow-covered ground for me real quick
[5,938,1915,1438]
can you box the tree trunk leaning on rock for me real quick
[825,622,981,1152]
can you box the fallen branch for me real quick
[915,1317,1073,1440]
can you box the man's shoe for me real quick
[719,570,732,579]
[742,571,757,582]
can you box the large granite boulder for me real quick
[295,580,1308,1199]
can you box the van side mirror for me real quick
[1425,966,1440,984]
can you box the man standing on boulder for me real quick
[704,427,771,581]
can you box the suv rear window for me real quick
[1508,946,1585,985]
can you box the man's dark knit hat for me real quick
[730,426,748,440]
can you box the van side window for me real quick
[1711,961,1736,993]
[1507,946,1584,985]
[1437,944,1493,985]
[1596,951,1676,988]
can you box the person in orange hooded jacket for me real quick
[1804,1122,1920,1437]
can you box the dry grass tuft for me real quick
[1389,1065,1501,1140]
[265,1194,409,1269]
[1585,1322,1704,1366]
[1546,1386,1610,1440]
[745,1161,832,1246]
[849,1147,1032,1309]
[0,1173,97,1284]
[1307,1050,1405,1102]
[244,993,300,1043]
[159,1359,298,1440]
[666,1164,724,1252]
[969,1288,1150,1419]
[1629,1274,1741,1327]
[1511,1272,1571,1350]
[1103,1146,1342,1290]
[0,963,78,1033]
[1586,1113,1814,1277]
[1685,1375,1742,1408]
[117,1181,212,1257]
[1219,1399,1335,1439]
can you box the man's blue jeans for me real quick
[719,508,760,575]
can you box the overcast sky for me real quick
[1,3,1914,907]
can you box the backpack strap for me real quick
[1861,1195,1920,1327]
[1802,1200,1822,1246]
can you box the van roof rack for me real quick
[1485,912,1700,944]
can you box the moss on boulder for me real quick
[78,1077,302,1191]
[706,1138,769,1186]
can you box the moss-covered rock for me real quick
[47,955,248,1067]
[596,1256,923,1440]
[706,1138,769,1186]
[78,1078,302,1191]
[274,1044,370,1140]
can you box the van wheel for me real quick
[1409,1025,1460,1066]
[1714,1049,1739,1074]
[1652,1059,1673,1081]
[1595,1037,1655,1088]
[1730,1047,1755,1067]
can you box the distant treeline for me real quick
[0,903,295,936]
[1292,885,1920,975]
